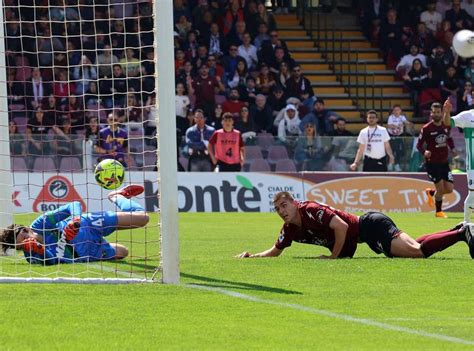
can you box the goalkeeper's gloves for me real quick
[22,238,45,255]
[64,216,81,241]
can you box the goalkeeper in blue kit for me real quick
[0,185,148,264]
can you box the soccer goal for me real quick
[0,0,179,284]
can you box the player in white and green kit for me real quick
[443,99,474,221]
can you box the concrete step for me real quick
[287,41,315,48]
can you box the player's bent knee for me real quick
[390,233,424,258]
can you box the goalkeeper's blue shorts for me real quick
[71,211,119,261]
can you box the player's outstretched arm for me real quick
[236,245,283,258]
[443,99,452,126]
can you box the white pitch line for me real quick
[187,284,474,346]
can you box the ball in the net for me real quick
[94,159,125,190]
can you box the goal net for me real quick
[0,0,179,283]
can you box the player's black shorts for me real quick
[358,212,402,258]
[425,162,453,184]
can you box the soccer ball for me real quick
[452,29,474,58]
[94,159,125,190]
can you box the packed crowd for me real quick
[360,0,474,117]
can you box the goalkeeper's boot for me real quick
[464,223,474,258]
[108,184,144,199]
[425,188,435,208]
[435,211,448,218]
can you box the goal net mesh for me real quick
[0,0,163,282]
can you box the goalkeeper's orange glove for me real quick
[64,216,81,241]
[22,238,45,255]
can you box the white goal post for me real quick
[0,0,179,284]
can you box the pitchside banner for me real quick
[11,172,467,213]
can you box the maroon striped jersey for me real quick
[416,121,454,163]
[274,201,360,258]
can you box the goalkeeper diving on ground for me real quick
[0,185,147,265]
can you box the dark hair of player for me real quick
[431,102,442,110]
[0,224,25,253]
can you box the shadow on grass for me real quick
[294,256,470,261]
[181,272,302,295]
[113,259,158,271]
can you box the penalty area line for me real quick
[186,284,474,346]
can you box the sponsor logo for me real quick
[306,176,461,212]
[33,176,86,212]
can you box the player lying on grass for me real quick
[0,185,148,265]
[236,191,474,259]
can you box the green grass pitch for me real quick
[1,212,474,350]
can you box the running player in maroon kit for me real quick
[236,192,474,259]
[416,102,457,218]
[208,112,245,172]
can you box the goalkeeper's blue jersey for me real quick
[25,202,117,265]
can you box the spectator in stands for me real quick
[26,107,53,162]
[420,2,443,34]
[359,0,388,40]
[436,0,452,18]
[221,44,242,84]
[37,27,65,67]
[223,1,244,38]
[183,30,199,61]
[294,122,328,171]
[463,0,474,17]
[52,118,78,157]
[176,82,191,138]
[185,108,215,172]
[144,94,157,142]
[26,68,50,111]
[228,59,249,90]
[9,120,24,156]
[123,93,144,132]
[380,9,403,62]
[111,20,126,57]
[85,116,100,145]
[350,110,395,172]
[174,49,186,73]
[250,94,274,133]
[100,64,128,108]
[208,104,223,130]
[465,58,474,83]
[43,94,61,126]
[285,65,315,111]
[228,20,247,47]
[259,31,290,69]
[208,112,245,172]
[84,81,99,107]
[73,55,97,96]
[267,85,287,118]
[256,63,276,96]
[95,112,129,167]
[97,44,119,78]
[53,69,74,107]
[269,46,295,75]
[256,2,276,30]
[173,0,192,23]
[239,77,258,105]
[193,45,209,72]
[204,23,226,58]
[441,66,461,111]
[207,54,225,81]
[187,63,225,118]
[175,14,193,41]
[7,68,25,108]
[65,95,85,131]
[445,0,472,31]
[277,104,302,149]
[299,98,337,136]
[459,81,474,111]
[235,106,257,143]
[223,88,247,115]
[410,23,435,56]
[176,61,195,86]
[276,61,291,89]
[238,32,258,71]
[329,117,353,136]
[427,45,454,85]
[403,59,430,114]
[435,20,454,50]
[120,48,141,78]
[253,22,270,51]
[396,44,427,78]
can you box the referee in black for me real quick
[350,110,395,172]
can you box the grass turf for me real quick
[1,212,473,350]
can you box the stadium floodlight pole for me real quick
[155,0,180,283]
[0,4,13,235]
